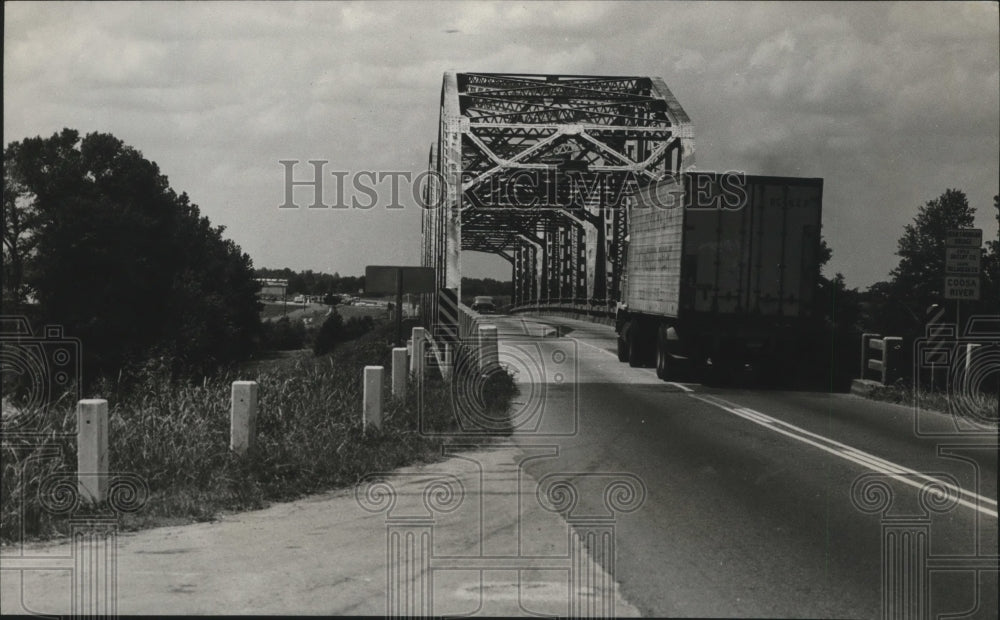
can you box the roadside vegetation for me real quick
[864,383,998,425]
[3,129,261,385]
[1,319,517,542]
[849,191,999,416]
[1,129,517,544]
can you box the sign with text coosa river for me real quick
[944,229,982,300]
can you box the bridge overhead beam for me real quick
[429,72,694,316]
[517,233,544,303]
[441,72,463,295]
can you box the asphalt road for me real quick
[3,313,994,617]
[494,314,998,618]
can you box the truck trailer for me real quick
[615,172,824,383]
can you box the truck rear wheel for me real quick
[627,323,646,368]
[617,326,629,362]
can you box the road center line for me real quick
[690,393,998,518]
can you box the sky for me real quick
[4,1,998,289]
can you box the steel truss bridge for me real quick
[421,72,694,328]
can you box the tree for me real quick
[1,143,41,314]
[865,188,997,337]
[312,310,344,355]
[982,195,1000,311]
[3,129,262,383]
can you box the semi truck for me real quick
[615,172,824,383]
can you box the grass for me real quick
[864,382,999,425]
[1,320,517,543]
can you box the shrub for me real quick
[313,310,374,355]
[260,317,307,350]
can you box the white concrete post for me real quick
[965,344,981,390]
[410,327,426,375]
[230,381,259,456]
[77,399,108,504]
[392,347,407,398]
[364,366,384,430]
[440,344,453,381]
[478,324,499,373]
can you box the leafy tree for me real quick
[461,277,513,297]
[261,316,307,351]
[982,195,1000,310]
[2,144,42,314]
[890,189,974,300]
[809,236,862,330]
[865,188,996,337]
[312,310,344,355]
[254,267,364,296]
[2,129,261,383]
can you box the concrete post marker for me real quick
[77,399,108,504]
[230,381,259,456]
[364,366,384,430]
[392,348,407,398]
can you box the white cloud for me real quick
[3,1,998,287]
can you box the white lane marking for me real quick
[691,393,999,518]
[561,332,618,359]
[507,318,997,517]
[559,332,695,393]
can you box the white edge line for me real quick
[692,394,998,518]
[728,401,999,509]
[500,318,994,516]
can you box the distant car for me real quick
[471,296,496,313]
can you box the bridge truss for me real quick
[421,72,694,324]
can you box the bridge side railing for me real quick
[861,333,904,386]
[510,301,616,322]
[458,303,482,342]
[412,303,491,381]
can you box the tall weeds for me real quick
[1,323,516,542]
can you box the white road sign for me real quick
[944,275,980,300]
[946,229,982,248]
[945,247,981,275]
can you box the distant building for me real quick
[256,278,288,299]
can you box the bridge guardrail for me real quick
[861,333,904,386]
[416,303,487,381]
[510,302,616,321]
[458,303,482,342]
